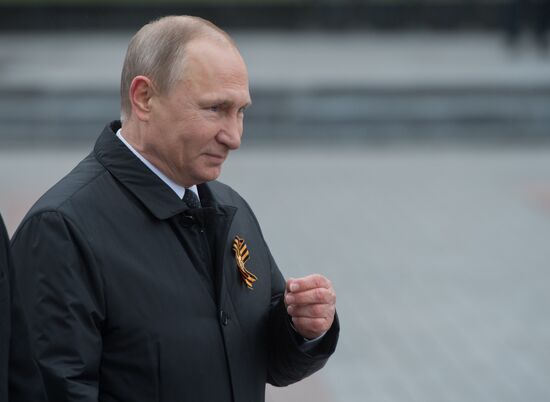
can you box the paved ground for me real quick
[1,144,550,402]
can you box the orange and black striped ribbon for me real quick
[232,235,257,289]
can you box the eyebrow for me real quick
[204,99,252,109]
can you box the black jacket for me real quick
[1,214,45,402]
[0,214,9,401]
[11,121,339,402]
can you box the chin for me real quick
[196,168,222,184]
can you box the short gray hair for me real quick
[120,15,234,121]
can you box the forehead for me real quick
[180,38,250,103]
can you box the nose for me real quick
[217,114,242,150]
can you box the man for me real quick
[11,15,339,401]
[1,213,45,402]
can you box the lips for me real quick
[204,153,226,163]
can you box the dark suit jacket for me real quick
[1,214,46,402]
[11,121,339,402]
[0,214,9,401]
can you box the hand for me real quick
[284,274,336,340]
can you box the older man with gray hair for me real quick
[11,15,339,402]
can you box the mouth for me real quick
[204,153,227,163]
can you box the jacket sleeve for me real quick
[265,246,340,387]
[8,282,48,402]
[1,213,46,402]
[10,211,105,402]
[0,215,10,402]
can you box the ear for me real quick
[129,75,155,121]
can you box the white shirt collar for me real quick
[115,129,199,200]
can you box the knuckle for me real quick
[312,274,324,287]
[312,304,324,317]
[312,318,326,333]
[315,287,326,301]
[319,288,332,303]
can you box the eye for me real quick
[208,105,220,112]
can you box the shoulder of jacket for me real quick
[23,154,108,221]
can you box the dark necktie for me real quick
[183,188,201,209]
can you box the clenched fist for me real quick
[284,274,336,340]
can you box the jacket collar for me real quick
[94,120,220,220]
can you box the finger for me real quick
[288,274,332,293]
[292,316,333,339]
[284,278,295,308]
[287,303,335,319]
[285,278,295,293]
[285,287,336,306]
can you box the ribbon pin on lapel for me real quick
[232,235,257,289]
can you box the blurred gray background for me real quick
[1,1,549,401]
